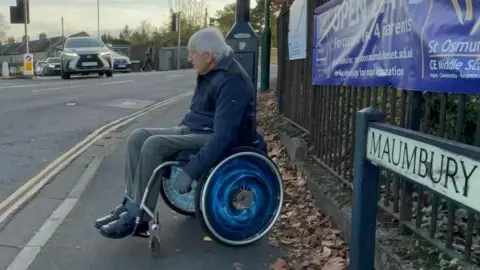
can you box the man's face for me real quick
[188,49,214,75]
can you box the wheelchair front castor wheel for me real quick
[149,212,161,257]
[149,236,160,257]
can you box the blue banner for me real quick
[312,0,480,93]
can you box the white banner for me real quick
[288,0,307,60]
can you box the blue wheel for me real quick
[160,165,196,216]
[197,150,284,246]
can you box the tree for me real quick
[39,32,47,39]
[119,25,132,42]
[215,3,236,35]
[251,0,282,47]
[169,0,207,27]
[7,36,15,44]
[101,32,115,43]
[0,13,8,43]
[96,0,211,47]
[129,20,156,45]
[214,0,281,47]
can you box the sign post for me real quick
[225,0,260,89]
[349,107,480,270]
[23,53,34,76]
[349,108,383,270]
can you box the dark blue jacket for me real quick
[181,51,256,180]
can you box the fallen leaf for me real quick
[324,257,346,270]
[295,178,307,187]
[233,262,243,270]
[256,90,349,269]
[280,238,296,245]
[270,258,287,270]
[271,145,283,157]
[203,236,212,242]
[268,238,280,247]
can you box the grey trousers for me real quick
[124,126,210,214]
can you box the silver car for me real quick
[34,61,47,76]
[60,37,113,79]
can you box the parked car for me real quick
[59,37,113,79]
[42,57,61,76]
[34,61,47,76]
[111,51,131,73]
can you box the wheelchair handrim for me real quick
[200,152,284,246]
[162,166,196,214]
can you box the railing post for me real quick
[349,107,383,270]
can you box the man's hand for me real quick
[174,170,193,194]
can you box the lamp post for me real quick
[260,0,271,92]
[97,0,100,38]
[177,12,181,70]
[23,0,29,53]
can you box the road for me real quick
[0,71,198,203]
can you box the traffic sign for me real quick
[23,53,33,76]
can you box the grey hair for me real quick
[188,27,233,59]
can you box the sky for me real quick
[0,0,254,40]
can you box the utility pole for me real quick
[260,0,271,92]
[23,0,29,53]
[61,16,64,47]
[204,7,208,27]
[177,12,181,70]
[97,0,100,38]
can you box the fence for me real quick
[116,44,192,71]
[276,0,480,267]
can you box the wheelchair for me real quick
[135,138,284,256]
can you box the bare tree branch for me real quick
[0,13,8,43]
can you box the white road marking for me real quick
[0,82,19,86]
[32,84,88,93]
[166,74,185,78]
[31,87,62,92]
[100,79,134,85]
[0,82,70,89]
[6,156,104,270]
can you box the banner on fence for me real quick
[288,0,307,60]
[312,0,480,93]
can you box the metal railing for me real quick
[276,0,480,266]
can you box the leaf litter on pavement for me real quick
[256,90,349,270]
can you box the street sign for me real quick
[23,53,34,76]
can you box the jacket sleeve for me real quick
[182,76,249,180]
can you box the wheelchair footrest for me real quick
[132,221,150,238]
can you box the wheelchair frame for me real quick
[134,147,284,257]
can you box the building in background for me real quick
[0,31,90,64]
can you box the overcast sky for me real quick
[1,0,249,39]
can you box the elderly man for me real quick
[95,27,257,239]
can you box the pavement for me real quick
[0,67,282,270]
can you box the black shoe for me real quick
[99,212,136,239]
[94,204,127,229]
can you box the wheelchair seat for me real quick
[171,148,200,163]
[170,139,265,163]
